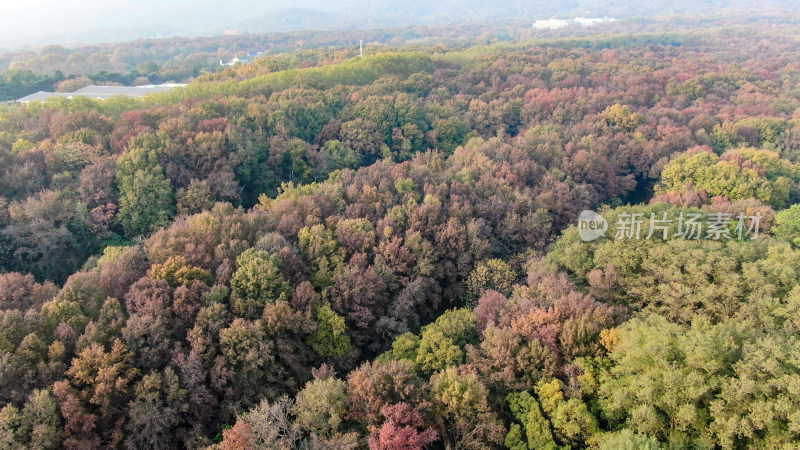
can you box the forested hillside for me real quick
[1,22,800,449]
[0,15,786,101]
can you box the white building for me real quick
[533,19,569,30]
[574,17,616,27]
[220,57,254,67]
[534,17,616,30]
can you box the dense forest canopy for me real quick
[1,16,800,450]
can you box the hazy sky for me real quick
[2,0,795,51]
[0,0,348,49]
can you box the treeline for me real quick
[0,69,190,102]
[2,16,793,101]
[0,21,515,91]
[0,23,800,449]
[0,70,66,102]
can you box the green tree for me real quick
[431,117,472,154]
[505,391,560,450]
[0,404,23,449]
[598,316,746,448]
[387,332,420,362]
[0,389,58,449]
[602,104,642,131]
[657,147,799,209]
[709,334,800,448]
[308,303,351,357]
[293,376,347,437]
[774,203,800,247]
[429,366,505,449]
[319,140,362,172]
[116,147,175,237]
[415,309,476,373]
[596,429,663,450]
[230,249,292,319]
[297,224,345,288]
[415,327,463,373]
[465,259,517,307]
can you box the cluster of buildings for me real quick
[15,83,187,105]
[220,52,263,67]
[533,17,616,30]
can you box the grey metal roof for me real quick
[16,91,77,103]
[16,84,187,103]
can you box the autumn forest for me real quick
[1,14,800,450]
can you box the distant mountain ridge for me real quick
[223,8,342,34]
[1,0,797,49]
[183,0,800,36]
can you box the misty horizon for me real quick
[2,0,798,51]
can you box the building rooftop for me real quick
[16,83,188,104]
[220,57,254,66]
[16,91,77,103]
[533,16,616,30]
